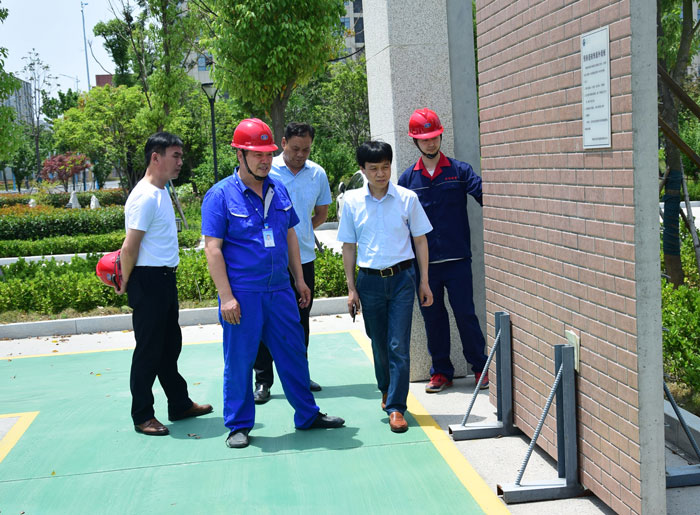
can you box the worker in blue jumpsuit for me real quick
[398,108,489,394]
[201,118,344,449]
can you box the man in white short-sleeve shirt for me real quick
[117,132,212,436]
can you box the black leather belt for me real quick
[135,266,178,274]
[360,259,413,278]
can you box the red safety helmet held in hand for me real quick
[231,118,278,152]
[96,250,122,289]
[408,108,444,139]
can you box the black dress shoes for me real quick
[300,412,345,430]
[254,384,271,404]
[309,379,322,392]
[226,428,250,448]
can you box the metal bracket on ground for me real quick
[497,344,586,504]
[664,379,700,488]
[449,311,521,440]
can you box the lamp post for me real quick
[201,82,219,183]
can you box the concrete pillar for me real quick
[364,0,485,381]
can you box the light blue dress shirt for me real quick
[269,154,331,264]
[337,181,433,269]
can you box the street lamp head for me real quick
[201,82,217,99]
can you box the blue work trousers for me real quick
[357,267,415,414]
[418,259,487,379]
[220,288,319,432]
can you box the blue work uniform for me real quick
[201,170,320,432]
[398,152,487,379]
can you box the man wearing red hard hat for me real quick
[115,132,212,436]
[398,108,489,394]
[201,118,344,449]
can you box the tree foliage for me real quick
[40,152,92,192]
[196,0,344,145]
[658,0,700,285]
[53,84,152,190]
[0,1,22,162]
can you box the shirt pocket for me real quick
[226,201,257,239]
[438,181,465,206]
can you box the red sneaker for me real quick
[425,373,453,393]
[474,371,489,390]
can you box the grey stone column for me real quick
[364,0,485,381]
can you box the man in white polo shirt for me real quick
[338,140,433,433]
[253,122,332,403]
[117,132,212,436]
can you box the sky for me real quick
[3,0,118,94]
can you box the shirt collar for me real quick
[413,152,450,180]
[235,168,274,195]
[363,180,397,200]
[273,153,308,175]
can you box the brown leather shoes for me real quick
[135,418,169,436]
[381,392,387,410]
[389,412,408,433]
[169,402,213,421]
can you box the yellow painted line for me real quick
[2,339,221,361]
[348,329,509,515]
[0,412,39,464]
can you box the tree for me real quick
[0,1,21,162]
[93,18,136,87]
[53,84,152,190]
[195,0,344,146]
[41,89,80,128]
[658,0,700,285]
[19,50,56,179]
[284,57,369,192]
[1,126,35,193]
[40,152,91,192]
[96,0,204,131]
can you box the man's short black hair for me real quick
[144,132,183,166]
[356,141,392,168]
[284,122,315,141]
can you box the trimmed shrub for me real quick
[0,229,200,258]
[314,245,347,298]
[0,205,124,240]
[0,189,127,208]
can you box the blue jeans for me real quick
[357,266,415,414]
[418,258,487,379]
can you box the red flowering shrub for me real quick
[40,152,92,192]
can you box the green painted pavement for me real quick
[0,332,486,514]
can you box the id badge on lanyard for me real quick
[261,187,275,247]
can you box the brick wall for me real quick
[475,1,643,513]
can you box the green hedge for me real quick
[0,229,201,257]
[662,281,700,388]
[0,246,346,314]
[0,189,127,208]
[0,206,125,240]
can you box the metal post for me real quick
[209,96,219,183]
[498,343,584,503]
[449,311,520,440]
[80,2,91,89]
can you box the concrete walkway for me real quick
[0,312,643,514]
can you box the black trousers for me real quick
[254,261,315,387]
[127,267,192,425]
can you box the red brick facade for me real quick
[476,1,641,513]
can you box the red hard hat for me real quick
[408,108,444,139]
[231,118,278,152]
[96,250,122,289]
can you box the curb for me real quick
[1,296,348,339]
[665,400,700,458]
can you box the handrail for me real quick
[658,64,700,122]
[658,116,700,171]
